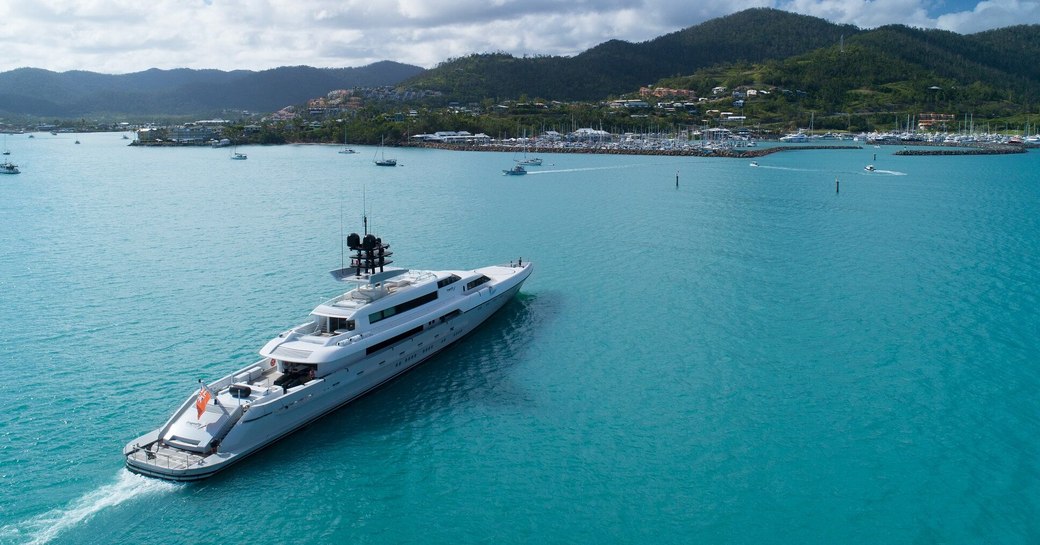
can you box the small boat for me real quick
[232,152,247,160]
[516,145,542,166]
[503,164,527,176]
[124,225,532,481]
[749,161,759,167]
[374,136,396,166]
[864,164,876,172]
[1,161,20,174]
[75,140,80,144]
[338,127,357,154]
[779,131,809,143]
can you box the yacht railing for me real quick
[127,445,205,471]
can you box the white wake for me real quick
[0,470,178,545]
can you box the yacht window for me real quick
[437,274,461,288]
[329,316,355,332]
[465,275,491,291]
[368,290,438,324]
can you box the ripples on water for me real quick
[1,135,1038,544]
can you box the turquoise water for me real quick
[1,133,1038,544]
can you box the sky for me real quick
[0,0,1037,74]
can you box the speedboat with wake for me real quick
[125,226,532,480]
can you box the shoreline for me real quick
[403,142,863,158]
[127,139,1033,157]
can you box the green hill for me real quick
[405,8,859,102]
[404,9,1039,128]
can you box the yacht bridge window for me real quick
[368,290,438,324]
[437,275,461,288]
[465,275,491,291]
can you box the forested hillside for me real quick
[406,8,859,102]
[0,62,424,117]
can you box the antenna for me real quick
[362,185,368,236]
[339,197,345,271]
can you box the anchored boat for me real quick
[125,229,532,481]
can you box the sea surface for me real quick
[1,133,1038,544]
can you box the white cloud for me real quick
[0,0,1035,73]
[779,0,934,27]
[936,0,1040,32]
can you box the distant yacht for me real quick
[125,226,532,481]
[374,136,396,166]
[503,164,527,176]
[338,127,357,154]
[779,131,809,143]
[864,164,876,172]
[231,146,247,160]
[1,161,20,174]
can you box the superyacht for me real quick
[125,228,532,480]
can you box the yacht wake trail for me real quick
[0,470,178,545]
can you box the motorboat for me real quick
[125,228,532,480]
[864,164,876,172]
[0,161,19,174]
[749,161,759,167]
[779,131,809,143]
[503,164,527,176]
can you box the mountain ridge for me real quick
[0,61,425,117]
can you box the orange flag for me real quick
[195,383,212,419]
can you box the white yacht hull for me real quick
[126,262,531,481]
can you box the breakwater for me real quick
[406,142,862,158]
[893,146,1026,156]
